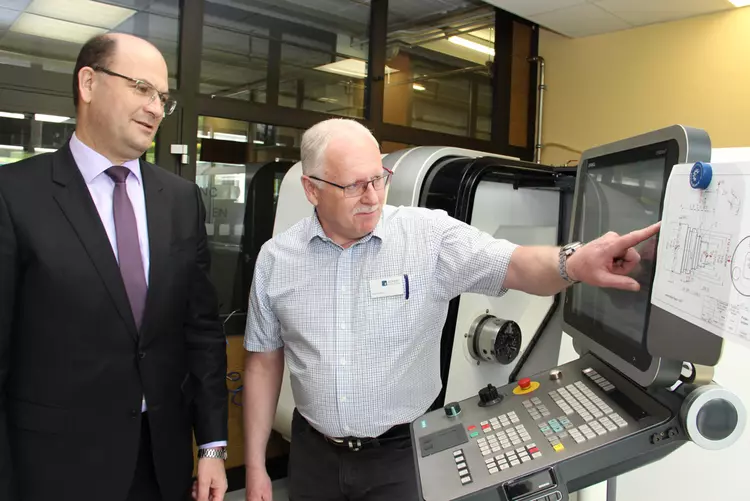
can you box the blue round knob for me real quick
[690,162,712,189]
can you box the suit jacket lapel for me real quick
[139,161,171,344]
[51,144,138,340]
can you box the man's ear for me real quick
[77,67,97,105]
[301,176,319,206]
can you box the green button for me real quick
[470,431,479,438]
[421,420,427,428]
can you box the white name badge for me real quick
[370,275,405,298]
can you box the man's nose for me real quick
[144,95,163,118]
[361,182,378,202]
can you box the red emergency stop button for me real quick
[519,378,531,390]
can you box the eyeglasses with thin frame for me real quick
[309,167,393,198]
[92,65,177,116]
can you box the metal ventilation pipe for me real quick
[528,56,546,163]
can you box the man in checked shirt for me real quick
[241,118,660,501]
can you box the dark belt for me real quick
[310,418,412,451]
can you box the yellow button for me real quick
[553,443,565,452]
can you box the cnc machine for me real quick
[408,125,746,501]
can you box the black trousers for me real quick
[126,413,163,501]
[288,410,419,501]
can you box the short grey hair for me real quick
[300,118,378,178]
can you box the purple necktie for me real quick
[106,166,147,330]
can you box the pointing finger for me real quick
[613,222,661,252]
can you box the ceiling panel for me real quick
[594,0,733,26]
[529,2,631,37]
[0,0,31,10]
[484,0,739,37]
[0,6,20,31]
[482,0,587,18]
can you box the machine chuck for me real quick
[467,314,522,365]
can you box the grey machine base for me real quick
[411,353,687,501]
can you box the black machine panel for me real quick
[563,141,675,373]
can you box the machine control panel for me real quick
[411,356,674,501]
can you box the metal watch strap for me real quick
[559,242,582,283]
[198,447,227,460]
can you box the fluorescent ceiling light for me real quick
[34,147,58,153]
[213,132,247,142]
[10,13,107,44]
[26,0,136,29]
[413,83,426,91]
[315,58,399,79]
[34,114,71,123]
[448,36,495,56]
[0,112,25,119]
[0,145,24,151]
[729,1,750,6]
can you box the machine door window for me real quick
[196,116,301,335]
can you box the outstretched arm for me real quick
[503,223,661,295]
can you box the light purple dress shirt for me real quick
[69,133,226,450]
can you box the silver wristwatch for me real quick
[198,447,228,460]
[559,242,583,283]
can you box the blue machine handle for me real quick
[690,161,712,189]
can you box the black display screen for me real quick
[504,469,556,500]
[564,140,677,371]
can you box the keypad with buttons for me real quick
[549,380,614,423]
[542,375,628,448]
[582,367,616,393]
[453,449,472,484]
[476,422,532,458]
[413,359,671,501]
[523,396,552,420]
[483,443,543,475]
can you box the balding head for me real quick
[300,118,379,178]
[73,33,167,110]
[73,33,171,165]
[299,118,387,247]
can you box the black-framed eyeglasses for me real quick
[93,65,177,116]
[310,167,393,198]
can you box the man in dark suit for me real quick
[0,33,228,501]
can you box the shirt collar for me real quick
[307,208,386,246]
[69,132,143,185]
